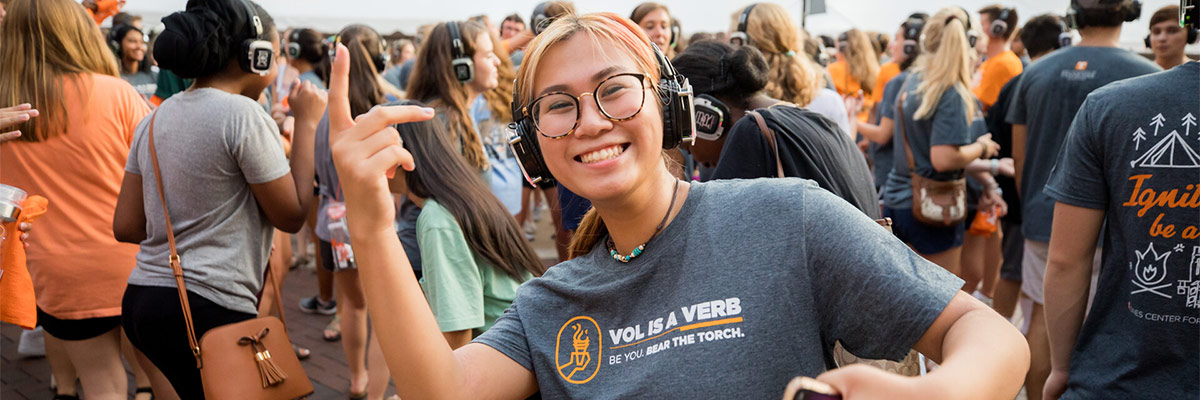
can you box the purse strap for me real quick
[746,110,784,178]
[896,91,917,175]
[146,112,288,369]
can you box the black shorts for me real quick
[36,308,120,341]
[1000,222,1023,281]
[123,284,256,400]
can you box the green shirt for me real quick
[417,199,528,335]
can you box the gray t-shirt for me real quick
[882,73,975,209]
[1044,61,1199,399]
[125,88,290,315]
[474,178,962,398]
[870,71,909,188]
[1006,46,1160,242]
[121,70,158,101]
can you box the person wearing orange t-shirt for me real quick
[974,5,1024,112]
[829,29,880,122]
[0,1,154,399]
[872,61,901,110]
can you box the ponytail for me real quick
[914,7,976,124]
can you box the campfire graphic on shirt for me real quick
[1131,243,1172,299]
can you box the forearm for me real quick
[1043,206,1101,372]
[931,143,984,172]
[857,118,893,145]
[350,221,468,398]
[916,308,1029,399]
[289,121,317,215]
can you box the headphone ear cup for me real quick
[508,117,555,185]
[1145,34,1152,48]
[1189,28,1199,44]
[110,39,121,56]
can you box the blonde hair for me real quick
[841,29,880,94]
[733,3,821,106]
[514,12,663,259]
[0,0,119,142]
[914,7,976,123]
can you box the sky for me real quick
[120,0,1194,51]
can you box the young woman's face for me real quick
[399,43,415,63]
[638,9,671,50]
[468,33,501,93]
[889,27,906,63]
[121,29,147,63]
[532,34,664,203]
[1149,20,1189,57]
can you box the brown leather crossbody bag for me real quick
[896,93,967,227]
[146,112,314,399]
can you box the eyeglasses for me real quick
[525,72,648,138]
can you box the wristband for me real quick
[990,159,999,176]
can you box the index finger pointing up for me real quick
[329,43,354,134]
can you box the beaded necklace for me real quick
[606,179,681,263]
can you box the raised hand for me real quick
[326,43,434,234]
[289,79,328,126]
[1,104,39,143]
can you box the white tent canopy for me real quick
[123,0,1188,51]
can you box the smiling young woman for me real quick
[327,12,1029,400]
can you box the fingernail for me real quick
[421,107,435,115]
[386,167,396,179]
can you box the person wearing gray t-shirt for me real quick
[1004,1,1162,398]
[1042,61,1200,400]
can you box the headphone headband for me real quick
[730,4,756,46]
[448,21,466,60]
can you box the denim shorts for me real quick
[883,206,965,255]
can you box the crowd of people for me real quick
[0,0,1196,399]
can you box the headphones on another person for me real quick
[1056,18,1075,48]
[287,29,302,59]
[325,28,391,73]
[693,94,730,141]
[1067,0,1143,29]
[447,21,475,83]
[1144,25,1200,47]
[237,0,274,76]
[507,43,696,185]
[729,4,756,47]
[952,6,980,47]
[531,2,553,35]
[990,7,1012,36]
[902,17,926,56]
[108,26,124,57]
[837,31,850,53]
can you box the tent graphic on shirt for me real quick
[1129,130,1200,168]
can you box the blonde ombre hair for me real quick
[513,12,665,259]
[515,12,661,110]
[841,29,880,94]
[913,7,977,123]
[0,0,119,142]
[732,3,821,106]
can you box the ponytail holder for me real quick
[785,50,796,57]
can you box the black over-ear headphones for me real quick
[507,43,696,185]
[991,7,1012,37]
[447,21,475,83]
[693,94,730,141]
[730,4,756,47]
[108,25,125,57]
[902,17,926,56]
[953,6,980,47]
[531,2,552,35]
[838,31,850,53]
[1056,18,1074,48]
[1145,22,1199,47]
[238,0,273,76]
[288,29,302,59]
[670,21,681,50]
[325,28,391,73]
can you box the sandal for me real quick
[135,387,155,400]
[294,345,311,360]
[323,315,342,342]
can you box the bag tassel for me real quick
[239,328,288,388]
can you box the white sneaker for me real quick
[524,221,536,241]
[18,326,45,358]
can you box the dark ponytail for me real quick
[672,39,768,102]
[153,0,274,79]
